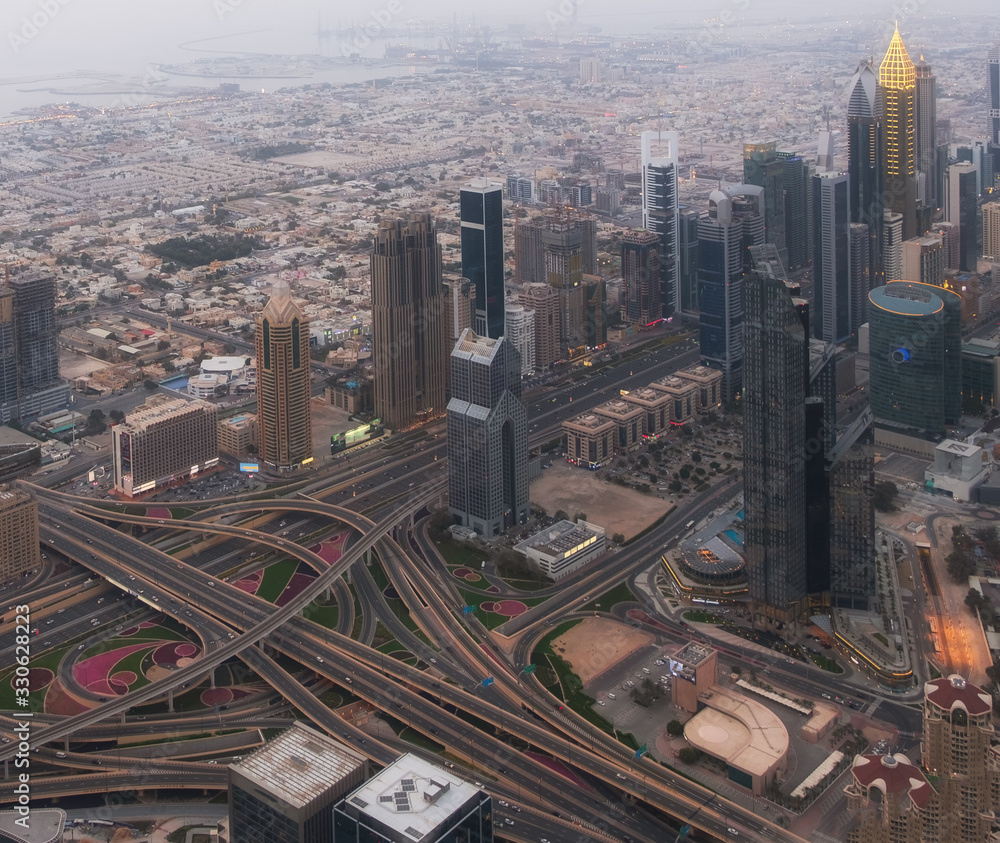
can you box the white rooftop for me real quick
[201,356,251,373]
[342,753,482,841]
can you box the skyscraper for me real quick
[880,27,919,241]
[984,201,1000,261]
[517,283,560,370]
[900,234,944,286]
[0,483,40,584]
[620,229,661,325]
[743,245,809,626]
[989,45,999,146]
[847,58,884,285]
[514,208,596,284]
[678,207,701,311]
[812,171,853,342]
[945,162,979,272]
[504,304,535,375]
[743,142,787,265]
[255,280,313,471]
[371,215,448,430]
[778,151,812,270]
[849,222,871,330]
[460,179,505,339]
[442,276,475,345]
[641,130,679,318]
[883,210,904,281]
[447,330,529,538]
[698,186,764,402]
[914,56,938,215]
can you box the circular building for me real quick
[679,537,745,585]
[868,281,961,435]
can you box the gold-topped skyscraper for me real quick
[255,279,312,471]
[879,25,919,241]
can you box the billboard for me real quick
[239,463,260,473]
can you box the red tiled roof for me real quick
[925,675,992,717]
[851,754,934,809]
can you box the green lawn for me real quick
[683,610,724,625]
[255,558,299,603]
[0,645,68,710]
[434,539,485,568]
[583,581,635,612]
[302,602,339,629]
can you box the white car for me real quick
[727,829,738,837]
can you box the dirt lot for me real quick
[551,617,654,684]
[531,461,672,540]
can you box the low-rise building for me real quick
[218,414,257,459]
[593,399,644,451]
[924,439,989,502]
[676,364,724,410]
[563,412,616,469]
[650,375,698,424]
[514,519,606,579]
[619,386,672,438]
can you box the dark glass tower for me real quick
[847,58,885,287]
[812,171,852,342]
[914,56,938,216]
[461,178,505,340]
[778,151,811,270]
[743,142,787,265]
[989,45,999,146]
[641,130,679,318]
[447,330,529,538]
[620,229,660,325]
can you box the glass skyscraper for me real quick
[880,27,918,241]
[461,179,505,340]
[812,171,853,343]
[847,58,885,286]
[641,130,679,318]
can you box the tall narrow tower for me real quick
[812,171,852,342]
[460,178,505,339]
[914,56,938,214]
[641,130,679,317]
[254,280,312,471]
[847,58,884,286]
[880,26,918,241]
[989,45,999,146]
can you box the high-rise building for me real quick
[371,215,448,430]
[990,46,1000,146]
[778,151,812,270]
[900,234,945,286]
[506,174,534,204]
[579,56,601,83]
[460,178,505,339]
[880,27,919,241]
[868,281,962,436]
[333,754,493,843]
[698,186,765,402]
[229,722,368,843]
[504,304,535,375]
[442,276,476,345]
[447,330,529,538]
[583,274,607,348]
[515,209,597,284]
[743,245,810,626]
[932,220,961,269]
[945,162,979,272]
[255,280,313,470]
[984,201,1000,261]
[641,130,679,318]
[0,272,69,425]
[844,753,936,843]
[112,396,219,497]
[744,142,787,264]
[847,58,885,286]
[915,56,938,215]
[883,210,904,281]
[849,222,871,329]
[0,483,40,584]
[620,229,661,325]
[677,207,701,311]
[812,171,853,342]
[517,282,560,370]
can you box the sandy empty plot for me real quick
[551,617,655,685]
[531,461,671,540]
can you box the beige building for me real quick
[676,364,724,411]
[112,396,218,497]
[669,641,718,713]
[619,386,672,438]
[901,234,945,287]
[217,414,257,459]
[0,484,40,583]
[517,282,561,371]
[563,412,616,468]
[844,753,936,843]
[593,399,644,452]
[984,202,1000,262]
[650,375,698,424]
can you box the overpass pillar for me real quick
[210,668,216,689]
[167,688,174,713]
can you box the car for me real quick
[43,641,51,646]
[499,800,509,808]
[430,657,436,663]
[208,581,215,587]
[821,693,832,700]
[654,659,665,666]
[607,693,616,700]
[57,609,64,613]
[503,819,514,826]
[77,644,85,650]
[46,619,54,625]
[616,773,627,780]
[316,656,324,663]
[56,751,66,758]
[344,677,352,684]
[727,829,738,837]
[598,700,606,706]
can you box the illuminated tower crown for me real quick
[879,25,915,90]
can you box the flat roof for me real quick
[231,722,367,810]
[342,753,481,841]
[202,356,251,372]
[0,808,66,843]
[564,412,616,432]
[516,519,603,557]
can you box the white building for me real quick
[504,304,535,374]
[514,519,606,579]
[925,439,989,502]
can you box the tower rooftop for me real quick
[879,26,915,90]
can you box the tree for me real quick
[666,719,684,737]
[630,677,662,707]
[427,508,454,542]
[612,533,625,545]
[554,509,570,522]
[873,480,898,512]
[678,747,703,764]
[143,379,158,391]
[85,409,107,436]
[947,550,976,583]
[574,511,587,523]
[109,409,125,424]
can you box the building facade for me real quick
[255,280,313,470]
[620,229,661,325]
[516,283,560,370]
[0,483,39,584]
[514,519,606,579]
[812,171,853,342]
[563,412,616,469]
[990,46,1000,146]
[945,162,979,272]
[371,215,449,430]
[217,413,258,459]
[460,179,505,340]
[915,57,938,214]
[442,276,476,344]
[112,396,218,497]
[641,130,680,318]
[900,234,945,287]
[447,331,529,538]
[744,141,787,265]
[847,58,885,285]
[880,27,919,241]
[504,304,535,375]
[984,201,1000,262]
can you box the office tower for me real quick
[901,234,944,286]
[921,675,1000,843]
[620,229,661,325]
[829,412,875,610]
[504,304,535,374]
[583,274,606,348]
[514,208,596,284]
[0,289,14,410]
[915,57,938,214]
[932,220,961,269]
[945,162,979,271]
[112,396,219,497]
[868,281,962,436]
[543,218,587,355]
[847,58,885,285]
[217,413,257,459]
[883,211,904,281]
[0,483,40,583]
[334,754,494,843]
[641,130,679,318]
[230,722,367,843]
[880,27,919,241]
[447,330,528,537]
[505,174,534,204]
[991,46,1000,145]
[255,279,313,470]
[371,214,448,430]
[812,171,853,342]
[743,245,809,625]
[849,223,871,329]
[698,186,764,402]
[678,207,701,311]
[442,276,475,344]
[744,142,787,263]
[778,151,811,270]
[984,202,1000,261]
[517,282,560,370]
[460,178,505,339]
[817,129,834,173]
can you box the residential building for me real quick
[812,171,853,342]
[880,26,919,241]
[900,234,945,287]
[442,276,475,344]
[460,178,505,339]
[505,174,534,204]
[255,280,313,470]
[112,396,218,497]
[514,208,596,284]
[982,201,1000,262]
[333,754,493,843]
[883,211,904,281]
[371,215,448,430]
[641,130,680,318]
[849,222,871,328]
[514,519,606,579]
[932,220,961,269]
[844,753,936,843]
[447,330,529,538]
[504,304,535,375]
[0,483,39,584]
[517,282,560,370]
[990,46,1000,146]
[229,722,367,843]
[620,229,661,325]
